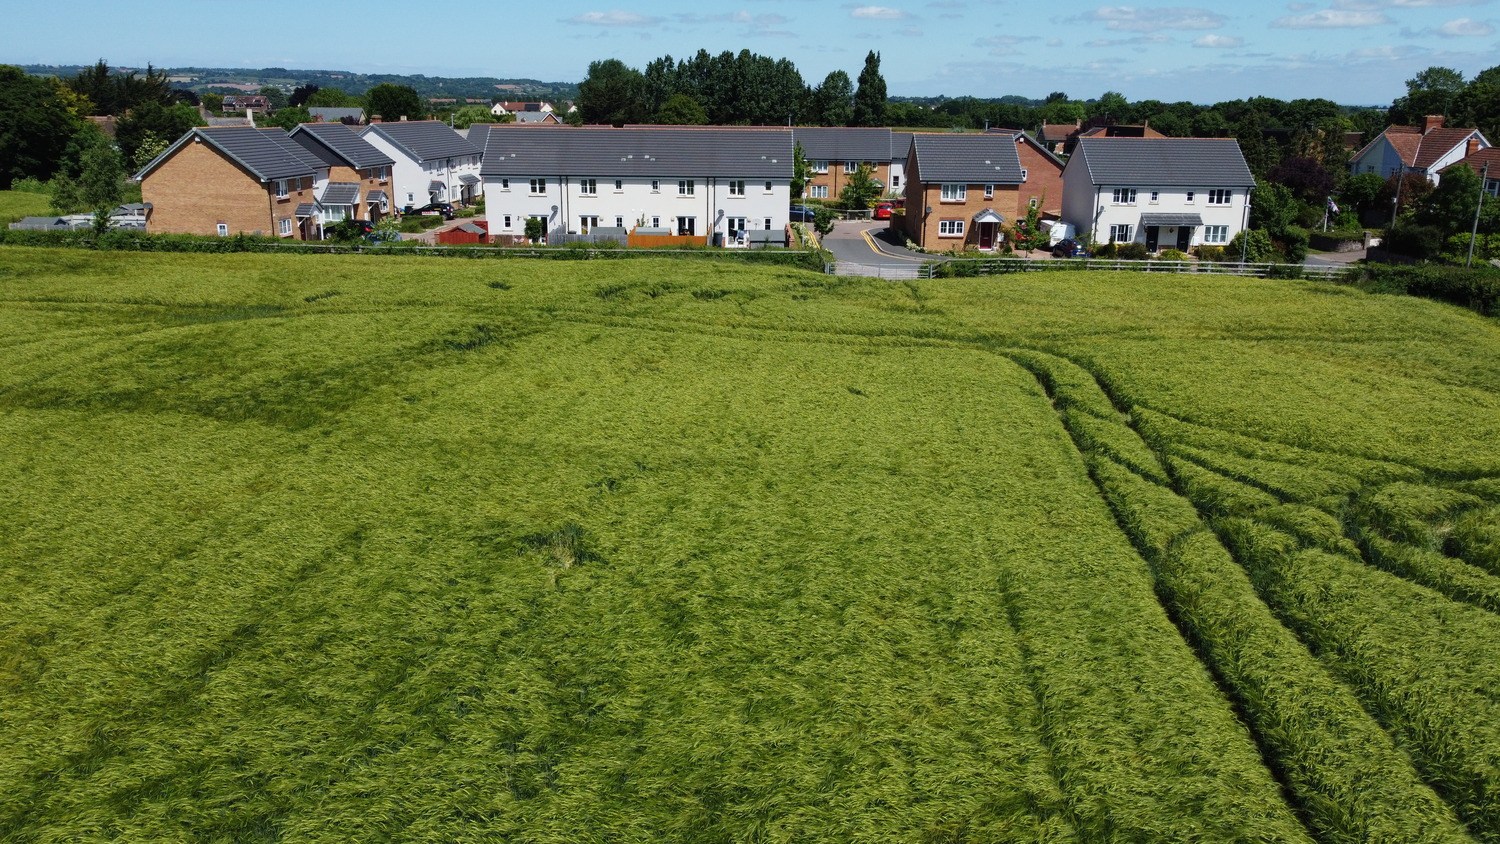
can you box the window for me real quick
[1207,189,1232,205]
[941,183,967,202]
[984,184,994,199]
[275,179,289,199]
[891,175,900,189]
[1203,225,1229,244]
[728,180,745,196]
[579,179,597,195]
[614,179,623,191]
[378,166,389,182]
[1020,169,1028,182]
[808,185,828,199]
[503,215,512,228]
[678,180,695,196]
[651,216,660,228]
[651,179,661,192]
[1028,197,1039,208]
[406,192,415,204]
[579,215,598,233]
[1486,178,1500,198]
[530,178,546,194]
[278,217,292,237]
[1112,188,1137,205]
[844,161,857,172]
[938,219,965,237]
[764,217,772,230]
[727,216,746,237]
[1186,191,1195,203]
[764,181,773,193]
[216,223,228,237]
[615,216,623,228]
[1109,224,1133,243]
[676,216,696,235]
[811,160,829,174]
[500,178,510,190]
[1150,190,1159,204]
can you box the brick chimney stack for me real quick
[1422,114,1445,134]
[1468,137,1482,157]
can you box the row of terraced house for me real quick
[131,115,1493,252]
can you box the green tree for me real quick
[839,162,882,210]
[0,64,83,188]
[1339,172,1386,218]
[451,105,494,129]
[656,93,707,125]
[1392,67,1466,124]
[258,86,289,112]
[524,216,546,243]
[812,206,835,237]
[810,71,853,127]
[577,59,645,126]
[201,92,224,113]
[1091,91,1131,121]
[78,131,124,211]
[306,87,354,108]
[851,51,887,127]
[791,140,810,199]
[366,84,424,122]
[1418,162,1499,237]
[115,100,203,170]
[268,106,312,130]
[289,84,319,108]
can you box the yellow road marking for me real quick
[859,227,928,263]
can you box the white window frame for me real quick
[811,160,829,174]
[579,215,599,233]
[1203,225,1229,244]
[808,185,828,199]
[940,183,966,202]
[651,179,661,193]
[1149,190,1159,204]
[844,161,857,173]
[216,223,228,237]
[1186,191,1196,203]
[983,184,994,199]
[891,174,900,189]
[579,178,597,196]
[278,217,292,237]
[676,215,696,235]
[651,216,660,228]
[938,219,965,237]
[1109,224,1133,243]
[764,180,773,193]
[274,179,289,199]
[728,180,746,197]
[499,178,509,191]
[614,179,623,192]
[678,180,695,196]
[529,178,546,195]
[615,215,624,228]
[1020,169,1028,182]
[503,215,512,229]
[1112,188,1137,205]
[1207,189,1232,205]
[763,217,772,230]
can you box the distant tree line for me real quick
[576,49,889,128]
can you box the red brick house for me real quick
[901,132,1065,251]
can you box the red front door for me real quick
[979,222,995,250]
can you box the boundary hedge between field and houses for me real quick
[1343,264,1500,317]
[0,229,829,271]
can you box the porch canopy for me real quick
[1139,213,1202,227]
[294,204,318,218]
[973,208,1006,224]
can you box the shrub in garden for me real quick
[1116,242,1148,260]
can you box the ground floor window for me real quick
[938,219,964,237]
[807,185,828,199]
[278,218,292,237]
[503,215,512,229]
[764,217,772,230]
[216,223,228,237]
[580,215,599,234]
[1203,225,1229,244]
[1109,224,1133,243]
[676,216,696,236]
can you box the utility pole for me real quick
[1467,162,1490,269]
[1390,163,1405,229]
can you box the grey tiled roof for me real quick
[308,107,365,123]
[1073,138,1254,186]
[361,120,480,163]
[910,133,1025,183]
[289,123,395,169]
[459,173,480,185]
[891,132,914,162]
[135,126,320,182]
[366,190,387,203]
[1140,212,1203,227]
[479,128,793,179]
[295,203,318,217]
[792,127,893,162]
[321,183,360,205]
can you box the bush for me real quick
[1227,229,1275,263]
[11,177,50,195]
[1385,223,1445,261]
[1348,264,1500,316]
[1157,248,1188,262]
[1276,227,1309,263]
[1092,241,1116,258]
[1193,245,1226,262]
[812,207,835,237]
[1116,242,1148,261]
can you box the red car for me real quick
[873,203,894,219]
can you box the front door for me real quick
[1145,226,1160,252]
[978,222,995,250]
[1176,226,1192,251]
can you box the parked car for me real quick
[873,203,894,220]
[789,204,816,222]
[1052,239,1089,258]
[409,202,455,220]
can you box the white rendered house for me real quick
[478,127,793,244]
[359,121,483,210]
[1348,116,1489,185]
[1061,137,1254,252]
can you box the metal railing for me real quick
[826,257,1351,281]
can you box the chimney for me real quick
[247,108,254,128]
[1468,137,1482,157]
[1422,114,1444,134]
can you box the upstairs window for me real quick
[614,179,623,191]
[940,183,967,202]
[651,179,661,192]
[811,160,829,174]
[579,178,597,195]
[274,179,289,199]
[529,178,546,195]
[728,180,746,196]
[1112,188,1137,205]
[678,180,695,196]
[1207,189,1232,205]
[983,184,994,199]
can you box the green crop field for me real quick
[0,191,52,224]
[1,246,1497,842]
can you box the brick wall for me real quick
[805,160,892,201]
[904,180,1024,250]
[142,139,317,238]
[1018,141,1065,216]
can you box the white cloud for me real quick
[675,11,789,27]
[1087,34,1176,45]
[1437,16,1495,34]
[566,10,660,26]
[1335,0,1482,8]
[1193,33,1245,46]
[1287,2,1316,8]
[851,5,910,18]
[1271,9,1391,26]
[976,35,1027,55]
[1082,6,1226,31]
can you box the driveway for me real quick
[821,219,938,277]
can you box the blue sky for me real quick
[5,1,1498,105]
